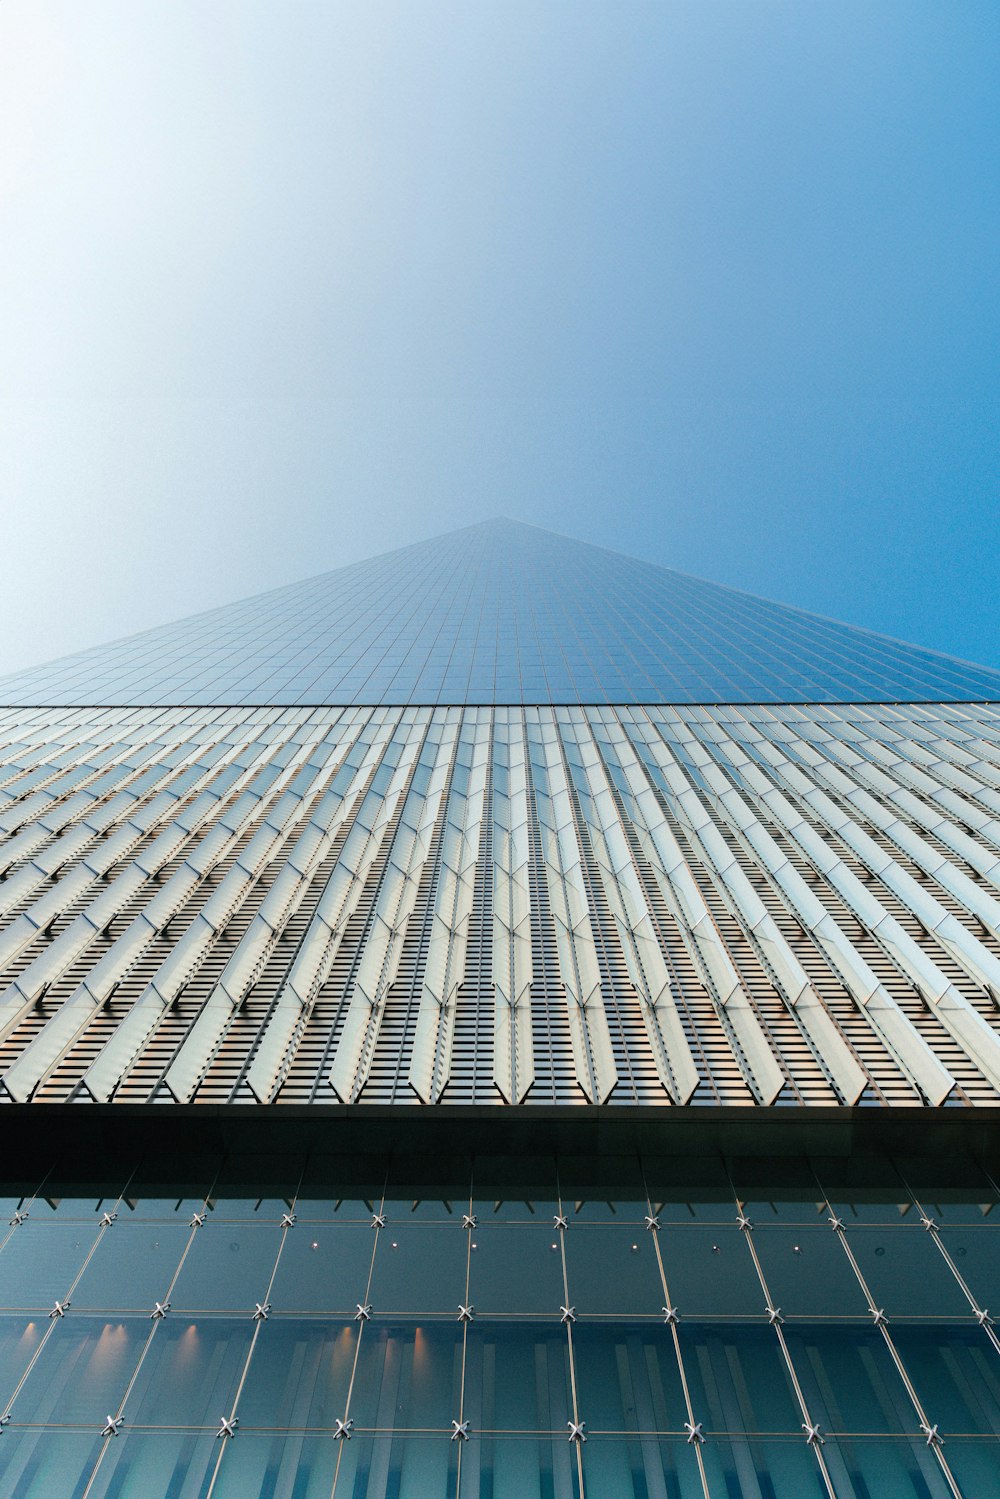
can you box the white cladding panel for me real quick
[1,702,1000,1109]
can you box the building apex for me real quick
[1,519,998,708]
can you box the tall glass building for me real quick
[0,518,998,1497]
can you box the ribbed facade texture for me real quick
[4,699,1000,1114]
[1,522,998,1498]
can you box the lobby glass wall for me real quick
[0,1149,998,1498]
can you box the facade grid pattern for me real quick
[2,522,998,707]
[1,1151,999,1498]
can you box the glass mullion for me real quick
[330,1183,388,1499]
[337,1171,465,1499]
[0,1167,139,1427]
[815,1179,965,1498]
[730,1190,838,1498]
[452,1183,474,1499]
[202,1168,307,1496]
[901,1177,1000,1361]
[641,1181,710,1499]
[0,1164,53,1259]
[78,1168,223,1497]
[643,1180,712,1499]
[557,1178,587,1499]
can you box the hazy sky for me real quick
[1,1,998,675]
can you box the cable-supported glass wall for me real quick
[0,1148,998,1498]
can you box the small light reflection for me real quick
[94,1322,127,1366]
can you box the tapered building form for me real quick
[0,519,998,1497]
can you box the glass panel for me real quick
[349,1323,463,1431]
[369,1224,468,1316]
[822,1188,914,1227]
[32,1181,133,1221]
[571,1324,688,1434]
[657,1227,762,1317]
[0,1186,45,1225]
[557,1155,649,1221]
[85,1430,221,1499]
[295,1154,385,1220]
[940,1437,1000,1497]
[889,1325,1000,1435]
[333,1434,460,1499]
[676,1324,803,1434]
[900,1160,1000,1223]
[846,1228,972,1318]
[752,1227,870,1318]
[73,1225,191,1312]
[821,1436,958,1499]
[731,1160,828,1225]
[473,1152,559,1221]
[208,1430,340,1497]
[124,1318,253,1428]
[642,1157,735,1222]
[0,1429,102,1499]
[121,1161,220,1220]
[0,1316,46,1396]
[169,1224,281,1313]
[0,1224,98,1309]
[563,1227,664,1318]
[936,1226,1000,1307]
[268,1224,374,1313]
[209,1156,302,1219]
[470,1226,565,1316]
[463,1323,573,1433]
[697,1435,828,1498]
[12,1316,144,1425]
[782,1325,920,1435]
[382,1161,470,1221]
[234,1319,356,1429]
[459,1434,584,1499]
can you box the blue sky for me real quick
[1,1,998,674]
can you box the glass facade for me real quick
[2,520,999,707]
[0,1147,998,1498]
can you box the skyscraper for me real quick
[0,519,997,1497]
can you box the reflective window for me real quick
[369,1224,468,1315]
[563,1227,664,1317]
[752,1226,870,1318]
[470,1226,566,1315]
[658,1226,763,1317]
[169,1224,282,1312]
[847,1228,974,1319]
[0,1149,992,1499]
[268,1224,374,1313]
